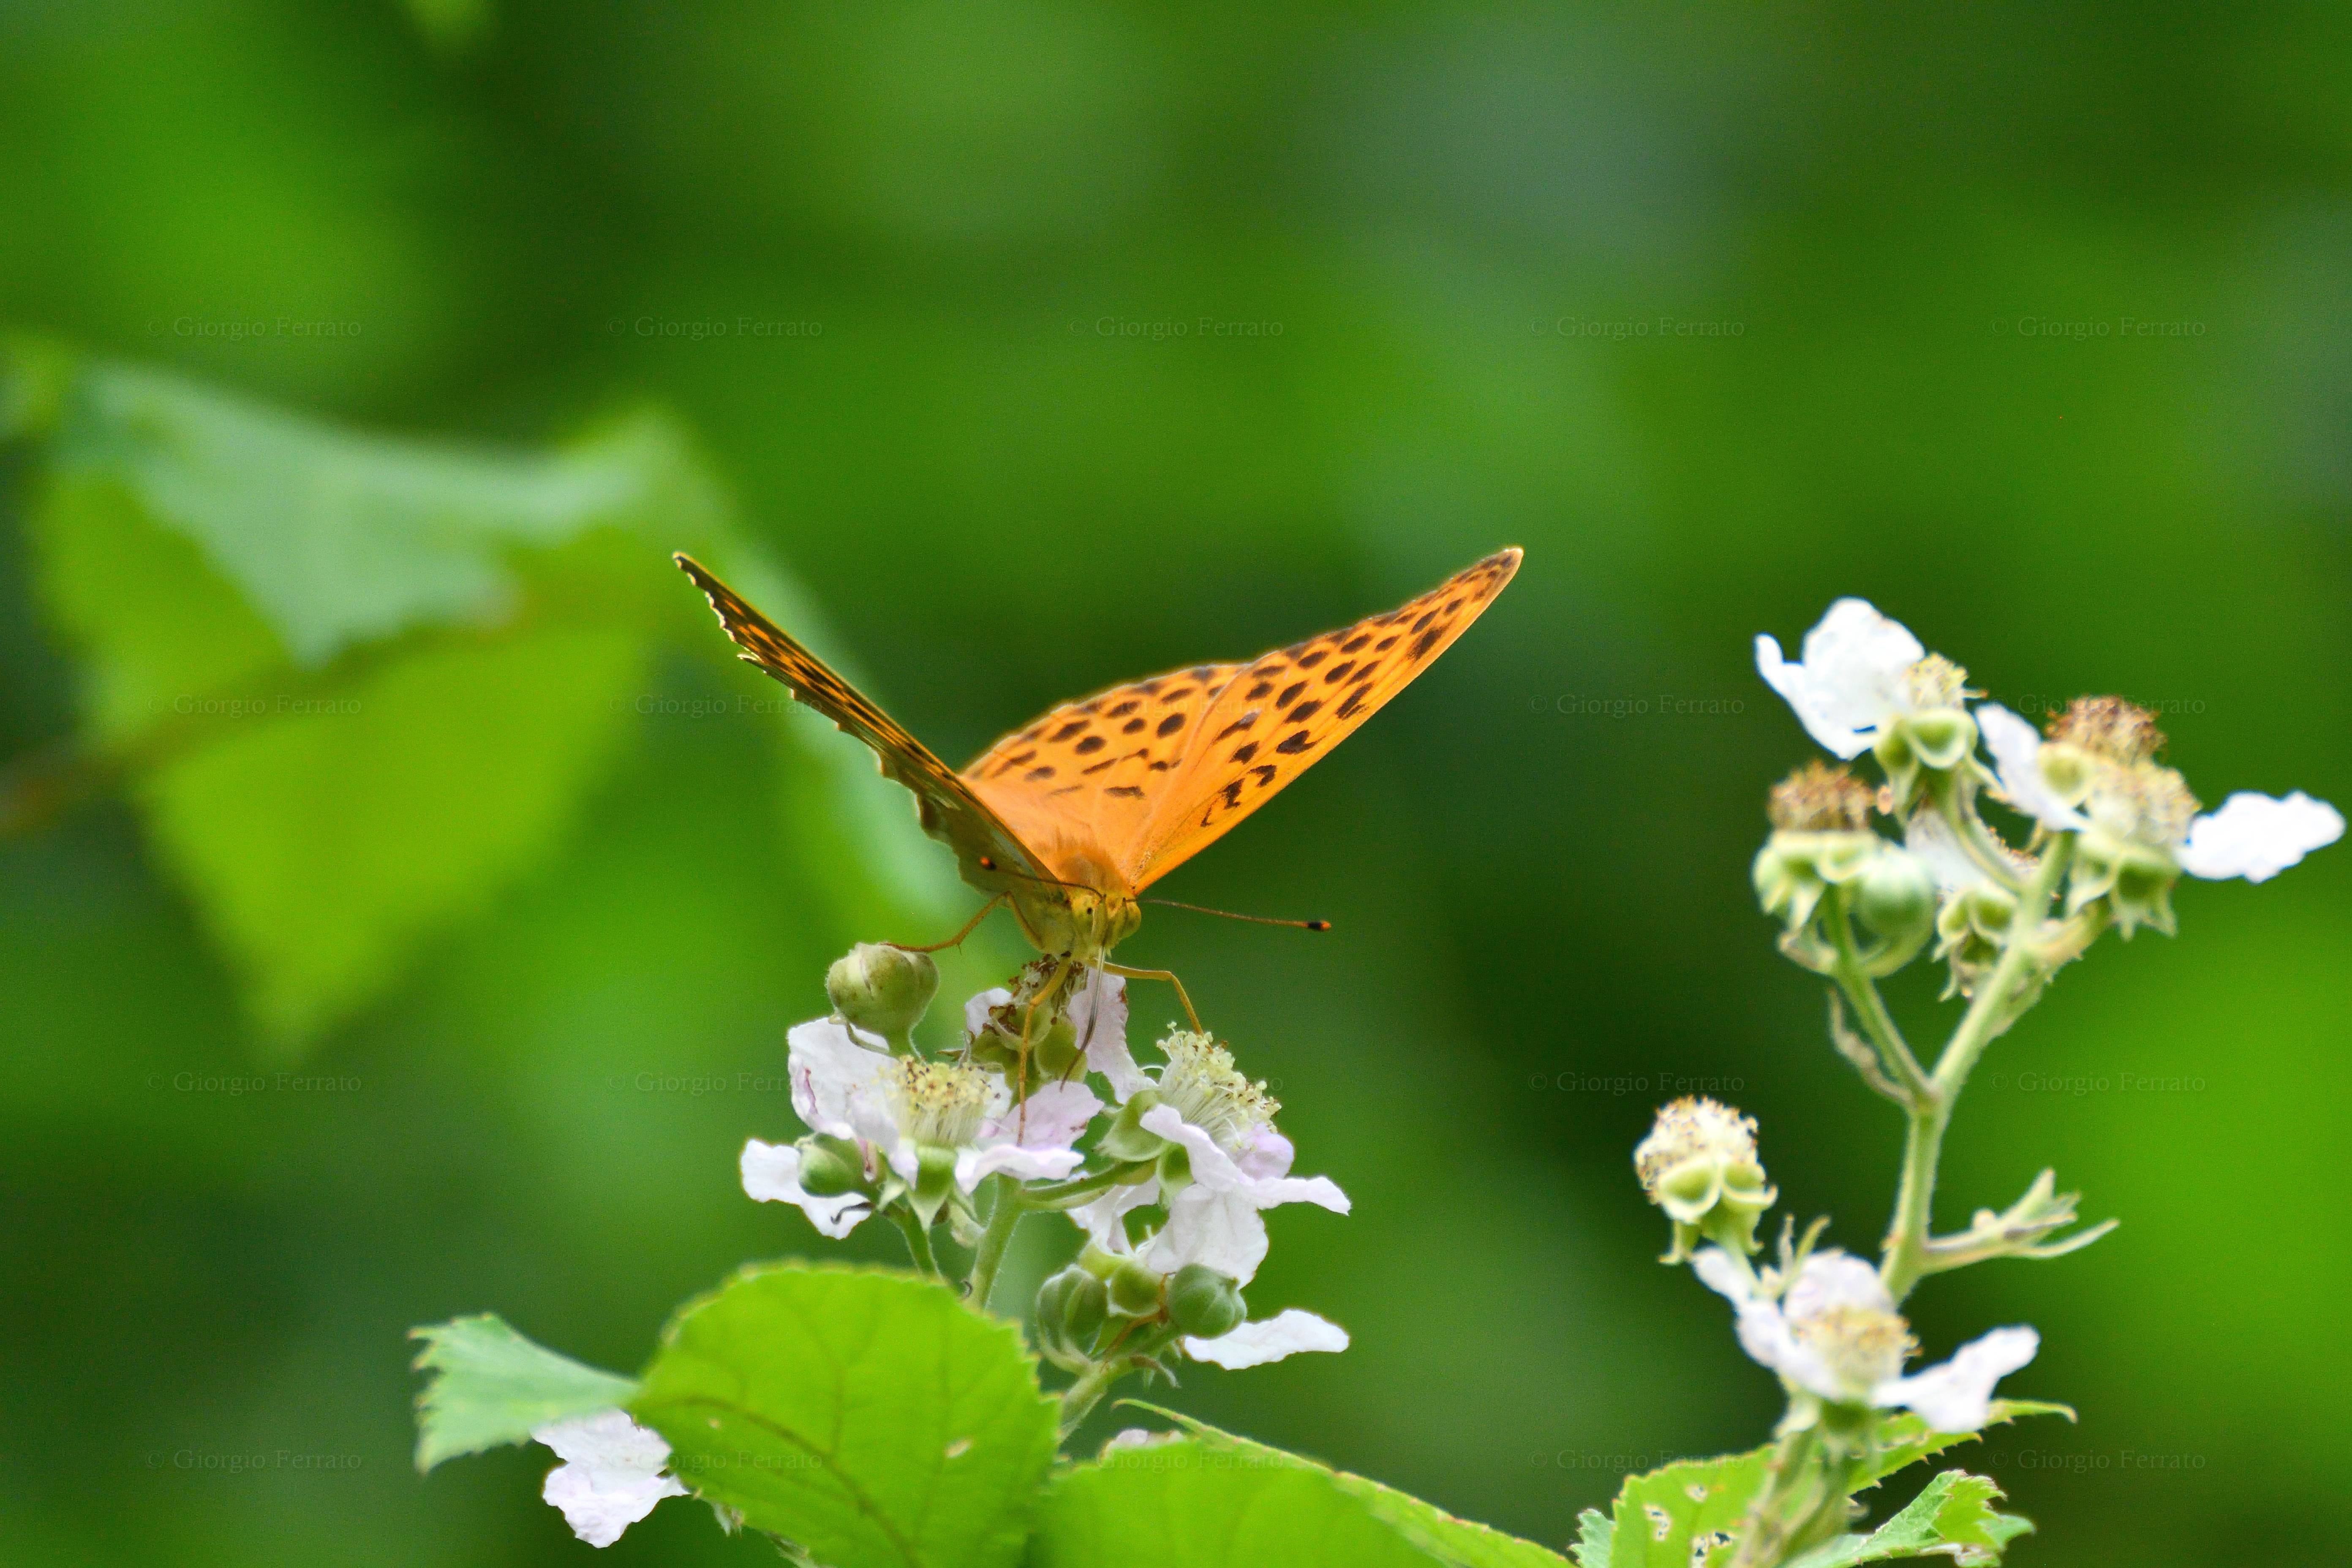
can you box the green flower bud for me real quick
[825,943,939,1045]
[1634,1097,1775,1262]
[1035,1264,1111,1364]
[1107,1258,1166,1319]
[1165,1263,1246,1340]
[1854,846,1936,947]
[1097,1090,1168,1163]
[794,1135,865,1197]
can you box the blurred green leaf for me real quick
[632,1264,1057,1568]
[408,1314,637,1474]
[1127,1404,1570,1567]
[44,360,699,669]
[136,626,641,1040]
[1596,1447,1769,1568]
[12,348,977,1045]
[1783,1471,2031,1567]
[1029,1437,1440,1568]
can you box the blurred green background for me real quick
[3,3,2348,1564]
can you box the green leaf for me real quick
[1857,1402,2075,1489]
[137,626,641,1038]
[632,1264,1058,1568]
[409,1314,637,1473]
[45,361,697,669]
[1601,1448,1772,1568]
[1783,1471,2031,1568]
[1028,1439,1440,1568]
[1572,1509,1614,1568]
[1125,1404,1571,1568]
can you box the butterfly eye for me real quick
[978,855,997,870]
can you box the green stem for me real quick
[1057,1358,1129,1437]
[965,1176,1024,1312]
[1941,791,2026,892]
[1824,894,1930,1098]
[1881,834,2074,1301]
[1728,1423,1821,1568]
[891,1206,943,1277]
[1018,1162,1153,1211]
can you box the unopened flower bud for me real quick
[1036,1265,1111,1364]
[1106,1258,1166,1319]
[1634,1097,1775,1262]
[826,943,939,1045]
[793,1136,864,1198]
[1165,1264,1246,1340]
[1854,846,1936,950]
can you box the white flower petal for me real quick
[1904,813,1989,893]
[1878,1326,2039,1432]
[1691,1246,1756,1303]
[787,1018,896,1142]
[1977,705,2086,831]
[1070,969,1150,1101]
[2176,791,2345,882]
[740,1139,868,1238]
[1756,599,1925,758]
[1103,1426,1181,1451]
[1068,1176,1159,1256]
[964,986,1013,1039]
[959,1142,1085,1186]
[1146,1186,1272,1282]
[986,1080,1102,1152]
[1783,1250,1895,1318]
[1234,1126,1296,1181]
[1138,1104,1250,1190]
[534,1411,686,1549]
[1185,1309,1350,1369]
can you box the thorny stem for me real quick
[890,1205,942,1278]
[964,1175,1023,1311]
[1880,833,2075,1302]
[1941,790,2026,893]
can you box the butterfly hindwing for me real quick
[672,553,1053,891]
[963,661,1250,891]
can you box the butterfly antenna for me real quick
[1140,898,1332,933]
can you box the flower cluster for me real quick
[535,942,1350,1547]
[1619,598,2340,1566]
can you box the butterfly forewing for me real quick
[672,553,1054,891]
[961,548,1522,893]
[1127,548,1521,887]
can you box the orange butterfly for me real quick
[675,549,1520,1015]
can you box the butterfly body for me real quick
[675,547,1520,973]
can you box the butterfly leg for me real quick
[888,893,1007,954]
[1013,954,1076,1138]
[1100,963,1203,1034]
